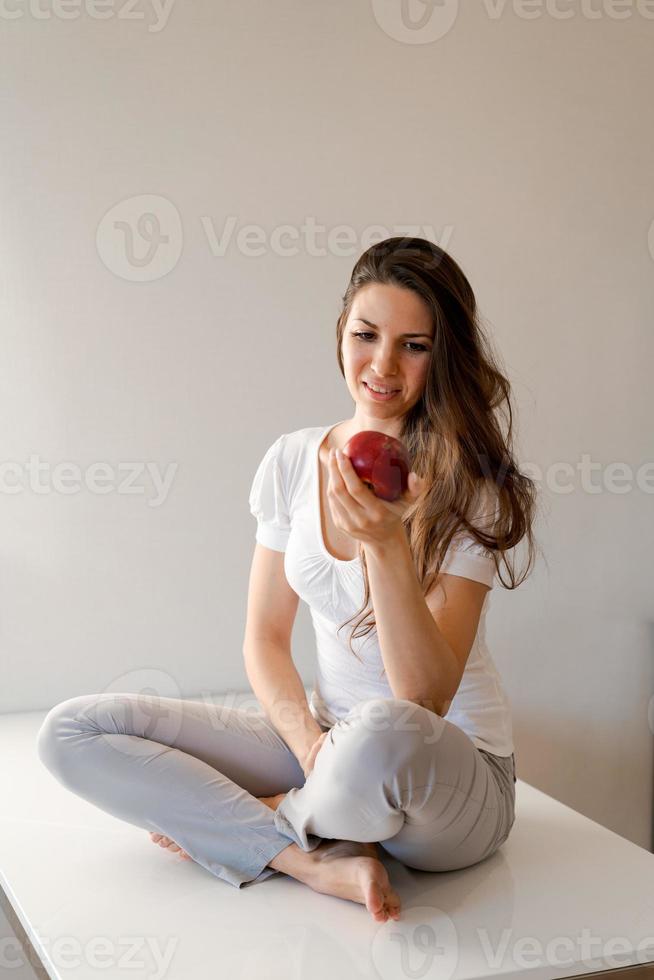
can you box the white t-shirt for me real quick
[248,422,515,757]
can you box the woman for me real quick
[36,237,538,924]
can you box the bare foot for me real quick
[149,791,288,862]
[305,840,401,923]
[258,796,399,921]
[149,832,192,861]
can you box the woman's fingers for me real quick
[304,731,329,775]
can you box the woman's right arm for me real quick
[244,638,324,773]
[242,542,323,773]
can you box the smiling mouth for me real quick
[363,382,400,394]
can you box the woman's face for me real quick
[341,283,434,430]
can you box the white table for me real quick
[2,707,654,980]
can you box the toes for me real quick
[365,876,401,923]
[366,881,386,917]
[387,894,401,920]
[149,832,191,861]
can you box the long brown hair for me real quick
[334,237,540,665]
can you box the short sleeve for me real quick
[439,484,499,589]
[440,533,496,588]
[248,435,291,552]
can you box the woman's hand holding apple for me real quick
[327,432,425,551]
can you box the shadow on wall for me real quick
[512,617,654,853]
[650,619,654,854]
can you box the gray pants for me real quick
[36,693,516,889]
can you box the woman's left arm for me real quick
[327,447,489,716]
[364,529,490,715]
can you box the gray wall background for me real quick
[1,1,653,848]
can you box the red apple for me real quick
[342,430,411,502]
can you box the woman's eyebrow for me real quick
[353,317,433,339]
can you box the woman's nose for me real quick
[371,348,398,376]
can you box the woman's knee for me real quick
[340,697,446,755]
[36,693,107,781]
[321,698,445,791]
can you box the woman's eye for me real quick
[352,331,428,354]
